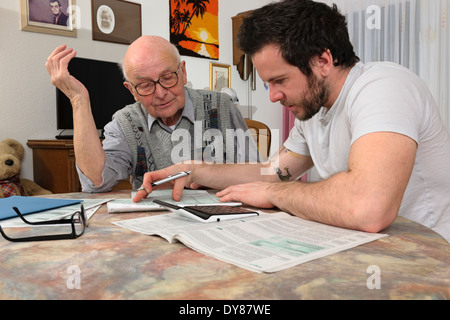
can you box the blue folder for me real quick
[0,196,82,221]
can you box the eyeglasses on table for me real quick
[0,205,87,242]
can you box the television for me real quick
[56,57,135,138]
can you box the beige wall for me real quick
[0,0,282,180]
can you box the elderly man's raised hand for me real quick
[45,44,89,106]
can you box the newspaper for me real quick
[113,210,388,273]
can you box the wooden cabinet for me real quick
[27,139,131,193]
[27,140,81,194]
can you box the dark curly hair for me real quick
[237,0,359,76]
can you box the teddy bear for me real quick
[0,138,52,198]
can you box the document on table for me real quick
[0,199,109,228]
[113,211,388,273]
[107,189,241,213]
[0,196,82,220]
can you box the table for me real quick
[0,190,449,300]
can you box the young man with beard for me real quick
[134,0,450,242]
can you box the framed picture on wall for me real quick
[170,0,219,60]
[20,0,77,37]
[209,63,231,91]
[91,0,142,45]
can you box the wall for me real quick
[0,0,282,181]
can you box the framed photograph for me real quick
[91,0,142,45]
[20,0,77,37]
[209,63,231,91]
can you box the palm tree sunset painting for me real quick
[170,0,219,60]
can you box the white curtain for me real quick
[323,0,449,130]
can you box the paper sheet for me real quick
[113,211,388,273]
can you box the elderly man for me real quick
[46,36,258,191]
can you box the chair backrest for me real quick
[244,118,271,160]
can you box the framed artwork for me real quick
[170,0,219,60]
[20,0,77,37]
[210,63,231,91]
[91,0,142,45]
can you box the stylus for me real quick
[137,171,191,190]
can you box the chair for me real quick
[244,118,271,160]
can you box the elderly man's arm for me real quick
[76,120,133,192]
[46,45,105,186]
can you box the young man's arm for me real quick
[218,132,417,233]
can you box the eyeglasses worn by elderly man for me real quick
[129,64,181,97]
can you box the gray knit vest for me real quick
[113,87,234,189]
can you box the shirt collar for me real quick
[147,87,195,132]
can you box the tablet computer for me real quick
[153,199,259,223]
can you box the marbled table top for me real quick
[0,191,448,300]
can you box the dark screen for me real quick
[56,57,135,130]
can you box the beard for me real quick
[286,74,330,121]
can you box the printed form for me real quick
[113,210,388,273]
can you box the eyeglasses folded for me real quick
[0,205,87,242]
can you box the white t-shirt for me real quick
[284,62,450,242]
